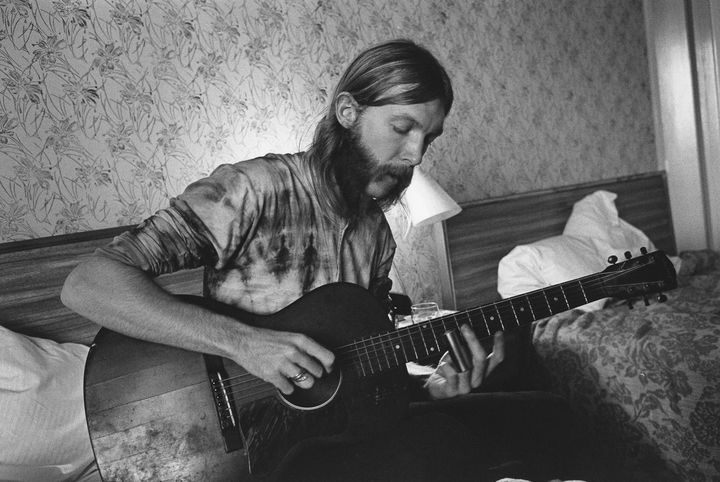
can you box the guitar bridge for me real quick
[204,354,244,453]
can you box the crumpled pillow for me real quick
[0,324,95,482]
[563,190,656,260]
[497,189,671,312]
[497,234,608,311]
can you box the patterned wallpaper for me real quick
[0,0,655,305]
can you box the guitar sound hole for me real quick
[278,369,343,410]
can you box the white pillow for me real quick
[497,235,608,311]
[0,324,95,482]
[563,190,655,259]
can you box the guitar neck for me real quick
[340,272,607,376]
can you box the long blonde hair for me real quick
[306,39,453,216]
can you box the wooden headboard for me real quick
[0,227,203,345]
[441,172,676,310]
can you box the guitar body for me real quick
[84,282,407,481]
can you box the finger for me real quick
[294,375,314,389]
[294,335,335,373]
[271,374,295,395]
[286,349,325,379]
[486,331,505,375]
[460,324,488,387]
[455,369,472,394]
[436,352,459,393]
[286,366,315,390]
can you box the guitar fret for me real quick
[508,301,520,326]
[409,328,420,361]
[440,316,450,334]
[479,309,490,337]
[395,330,409,362]
[449,315,461,338]
[542,290,552,313]
[526,292,551,319]
[570,281,593,307]
[378,335,391,369]
[355,340,367,377]
[494,304,505,331]
[559,284,570,308]
[525,295,536,319]
[362,340,375,375]
[452,314,464,332]
[420,324,430,358]
[579,282,589,303]
[387,333,400,367]
[510,297,533,325]
[545,286,567,314]
[429,324,441,355]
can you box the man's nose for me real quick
[403,136,424,166]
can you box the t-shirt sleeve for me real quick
[97,163,262,276]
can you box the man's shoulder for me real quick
[217,153,305,177]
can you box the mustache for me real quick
[377,163,414,187]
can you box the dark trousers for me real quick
[281,391,582,482]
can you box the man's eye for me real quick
[392,125,410,134]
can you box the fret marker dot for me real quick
[553,297,559,301]
[430,347,435,352]
[395,344,400,350]
[490,316,495,320]
[519,306,525,312]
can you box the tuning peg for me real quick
[657,293,668,303]
[640,247,648,255]
[625,251,632,260]
[608,255,618,264]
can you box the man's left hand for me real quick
[425,326,505,400]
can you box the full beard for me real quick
[333,127,414,218]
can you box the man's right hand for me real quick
[233,327,335,395]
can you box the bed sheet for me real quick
[532,250,720,481]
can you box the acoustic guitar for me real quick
[84,249,677,481]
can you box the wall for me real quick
[0,0,656,304]
[644,0,708,252]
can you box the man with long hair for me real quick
[62,39,572,480]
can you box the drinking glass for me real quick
[411,302,440,324]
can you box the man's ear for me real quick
[335,92,360,128]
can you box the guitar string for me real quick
[214,263,662,388]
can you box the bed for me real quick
[441,171,720,481]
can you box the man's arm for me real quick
[61,254,334,394]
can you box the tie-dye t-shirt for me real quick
[97,153,396,315]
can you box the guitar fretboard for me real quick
[341,273,608,378]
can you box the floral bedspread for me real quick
[532,250,720,481]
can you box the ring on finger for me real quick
[290,370,309,384]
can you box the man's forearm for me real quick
[61,254,246,359]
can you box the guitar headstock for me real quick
[600,249,677,305]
